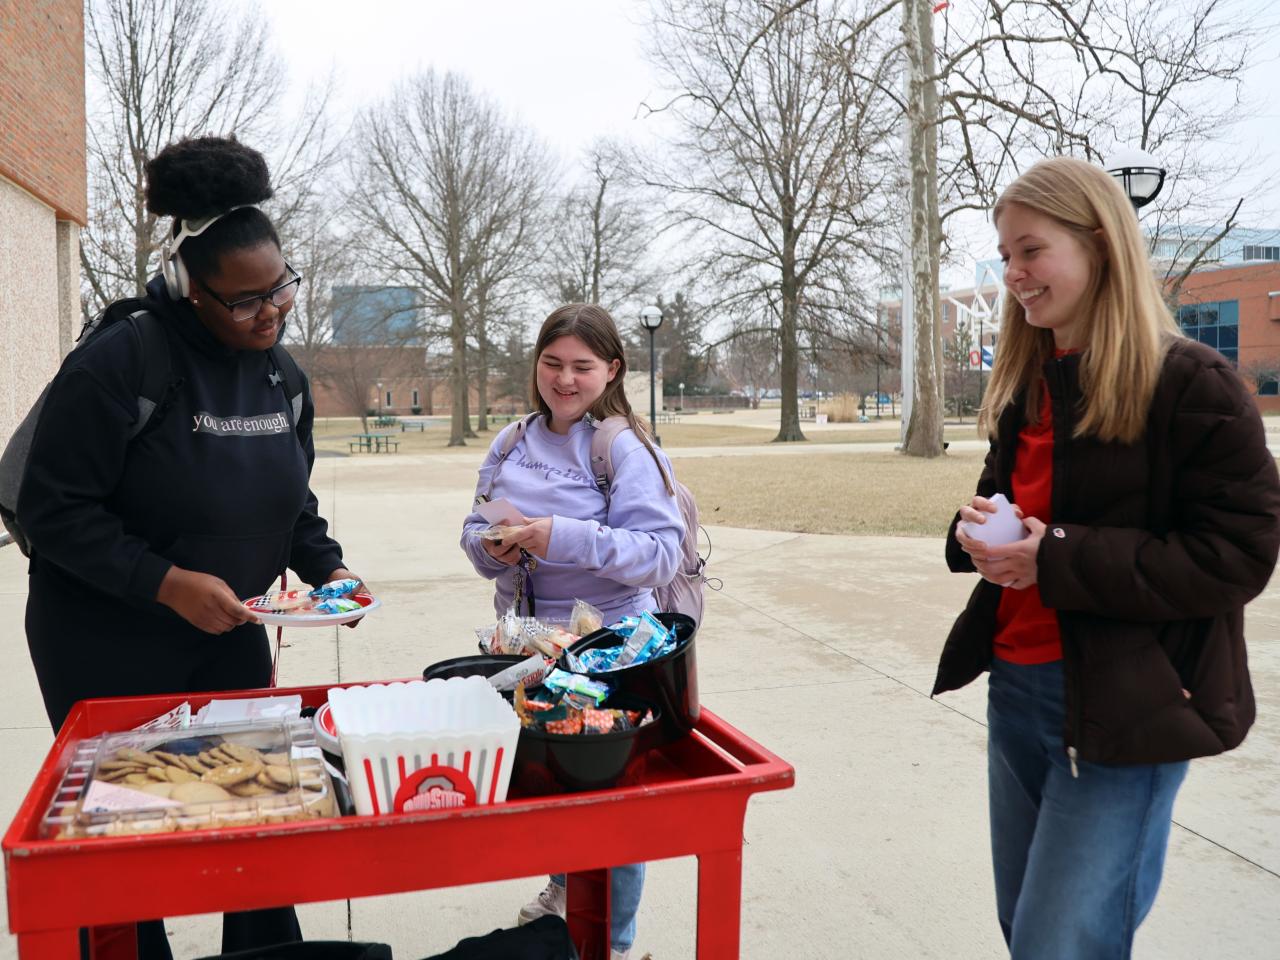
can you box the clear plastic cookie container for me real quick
[39,716,337,839]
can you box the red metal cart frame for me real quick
[4,684,794,959]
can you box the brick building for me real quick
[1175,262,1280,412]
[879,261,1280,414]
[0,0,86,446]
[305,346,525,420]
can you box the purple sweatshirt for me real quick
[460,416,683,622]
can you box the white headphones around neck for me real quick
[159,204,258,300]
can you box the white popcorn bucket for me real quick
[327,677,520,816]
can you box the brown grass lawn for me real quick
[656,421,982,447]
[675,451,985,537]
[310,415,983,458]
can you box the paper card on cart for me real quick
[195,695,303,726]
[134,701,192,732]
[476,498,522,526]
[82,780,182,813]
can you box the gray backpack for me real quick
[495,413,711,624]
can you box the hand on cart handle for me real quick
[157,567,258,633]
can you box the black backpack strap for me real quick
[125,309,180,440]
[267,344,305,427]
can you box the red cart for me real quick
[4,684,794,960]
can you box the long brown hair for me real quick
[981,157,1180,443]
[530,303,674,494]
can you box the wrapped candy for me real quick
[543,670,611,706]
[569,599,605,637]
[314,597,362,615]
[311,578,362,600]
[615,611,671,668]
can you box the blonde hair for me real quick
[980,156,1180,444]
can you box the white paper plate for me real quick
[242,593,381,627]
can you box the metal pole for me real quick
[977,315,984,409]
[649,328,660,446]
[875,319,882,419]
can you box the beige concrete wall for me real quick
[1,176,73,447]
[623,369,664,420]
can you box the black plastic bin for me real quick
[560,612,699,742]
[421,654,663,795]
[511,691,664,795]
[423,654,529,685]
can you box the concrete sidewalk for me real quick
[1,448,1276,958]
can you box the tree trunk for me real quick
[134,173,150,297]
[774,236,806,442]
[901,0,945,458]
[476,304,490,432]
[460,343,478,438]
[448,308,468,446]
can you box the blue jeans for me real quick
[552,863,644,951]
[987,659,1188,960]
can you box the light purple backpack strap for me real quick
[485,412,540,498]
[588,415,631,498]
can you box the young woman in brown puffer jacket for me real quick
[937,156,1280,960]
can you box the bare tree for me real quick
[349,71,551,446]
[641,0,899,442]
[545,141,656,310]
[81,0,339,320]
[886,0,1267,455]
[715,329,780,409]
[282,199,359,373]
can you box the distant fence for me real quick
[667,394,751,410]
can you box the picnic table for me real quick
[373,416,397,428]
[656,412,681,424]
[3,683,794,960]
[349,433,399,453]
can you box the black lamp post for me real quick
[1107,147,1166,211]
[377,381,383,418]
[639,304,664,445]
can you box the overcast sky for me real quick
[263,0,1280,288]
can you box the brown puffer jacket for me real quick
[934,338,1280,765]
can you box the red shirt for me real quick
[992,371,1063,664]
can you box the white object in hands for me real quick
[960,493,1028,546]
[476,497,522,526]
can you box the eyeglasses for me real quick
[197,264,303,323]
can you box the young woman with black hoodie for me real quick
[16,136,360,956]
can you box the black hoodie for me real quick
[18,276,344,645]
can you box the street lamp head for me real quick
[1106,147,1166,210]
[639,305,664,330]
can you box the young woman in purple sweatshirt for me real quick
[459,303,684,960]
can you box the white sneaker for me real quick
[517,880,566,925]
[609,951,630,960]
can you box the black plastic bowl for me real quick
[561,612,699,742]
[512,691,663,795]
[423,654,529,684]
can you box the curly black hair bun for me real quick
[144,136,274,220]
